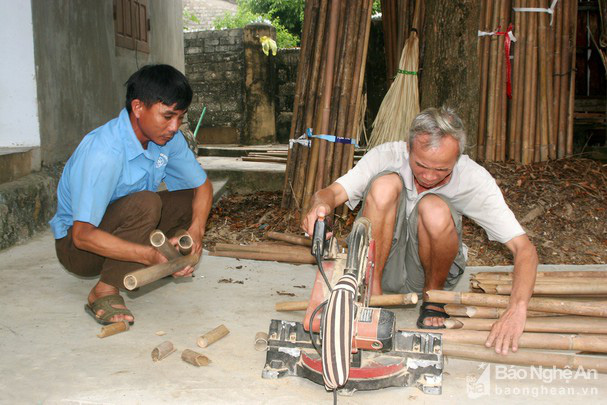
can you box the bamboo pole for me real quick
[551,0,564,158]
[266,231,312,247]
[510,0,526,162]
[421,329,607,353]
[444,315,607,334]
[566,0,578,156]
[493,283,607,295]
[521,1,537,164]
[442,342,607,373]
[545,0,556,159]
[557,0,571,158]
[484,1,501,161]
[444,304,562,318]
[477,0,493,160]
[210,249,315,264]
[123,254,200,291]
[472,271,607,280]
[275,293,418,312]
[212,242,312,255]
[150,230,180,260]
[426,290,607,317]
[537,0,550,161]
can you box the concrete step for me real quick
[199,156,285,194]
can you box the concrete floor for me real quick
[0,231,606,404]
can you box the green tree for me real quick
[213,0,303,48]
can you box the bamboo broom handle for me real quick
[414,329,607,353]
[442,343,607,373]
[123,253,200,291]
[275,293,418,311]
[426,290,607,317]
[444,316,607,334]
[149,230,180,260]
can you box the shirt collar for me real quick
[119,108,148,161]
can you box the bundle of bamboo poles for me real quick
[282,0,373,213]
[477,0,578,163]
[420,270,607,372]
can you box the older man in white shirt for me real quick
[302,106,538,355]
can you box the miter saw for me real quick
[261,216,444,395]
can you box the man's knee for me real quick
[365,174,403,213]
[125,190,162,223]
[417,195,454,235]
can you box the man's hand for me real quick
[302,204,331,236]
[484,305,527,355]
[168,228,203,278]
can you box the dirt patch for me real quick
[204,158,607,266]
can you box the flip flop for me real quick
[416,302,449,329]
[85,294,134,325]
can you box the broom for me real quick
[368,3,421,149]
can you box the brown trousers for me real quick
[55,189,193,289]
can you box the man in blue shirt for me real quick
[50,64,213,325]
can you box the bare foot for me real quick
[423,303,447,328]
[87,281,134,323]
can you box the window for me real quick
[114,0,150,53]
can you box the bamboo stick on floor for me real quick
[444,304,563,318]
[444,316,607,334]
[426,290,607,317]
[442,342,607,373]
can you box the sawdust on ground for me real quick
[204,157,607,266]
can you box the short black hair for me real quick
[125,64,193,113]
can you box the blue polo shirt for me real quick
[49,108,207,239]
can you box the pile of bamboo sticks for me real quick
[423,270,607,372]
[477,0,578,163]
[282,0,373,213]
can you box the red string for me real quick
[495,24,514,99]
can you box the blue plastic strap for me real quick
[305,128,359,148]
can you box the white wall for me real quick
[0,0,40,148]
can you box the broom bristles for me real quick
[368,31,420,149]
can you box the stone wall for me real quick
[185,29,245,144]
[274,48,299,143]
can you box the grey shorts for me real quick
[356,171,466,294]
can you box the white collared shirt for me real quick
[336,141,525,244]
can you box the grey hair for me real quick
[408,106,467,157]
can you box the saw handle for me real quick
[310,216,328,257]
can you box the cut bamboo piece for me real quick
[213,243,311,255]
[181,349,211,367]
[444,315,607,334]
[97,321,129,338]
[266,232,312,247]
[444,304,561,318]
[210,249,315,265]
[416,329,607,353]
[197,324,230,348]
[472,271,607,280]
[443,342,607,373]
[275,293,418,312]
[174,229,193,256]
[426,290,607,317]
[494,283,607,295]
[152,341,176,362]
[150,229,180,260]
[123,253,200,290]
[254,331,269,351]
[472,277,607,285]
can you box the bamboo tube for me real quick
[566,0,578,156]
[551,0,563,157]
[529,4,539,163]
[123,253,200,291]
[484,1,501,161]
[97,321,129,338]
[151,341,176,362]
[254,331,269,351]
[213,243,311,256]
[181,349,211,367]
[557,0,571,158]
[521,2,537,164]
[477,0,494,160]
[426,290,607,317]
[197,324,230,348]
[275,293,418,312]
[445,304,561,318]
[443,342,607,373]
[210,249,315,264]
[545,0,556,160]
[472,271,607,280]
[513,0,527,162]
[473,277,607,286]
[174,229,193,256]
[494,283,607,295]
[150,230,180,260]
[266,232,312,247]
[444,316,607,334]
[494,0,510,161]
[422,329,607,353]
[537,0,550,161]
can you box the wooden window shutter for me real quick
[114,0,149,53]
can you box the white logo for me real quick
[155,153,168,168]
[466,362,490,399]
